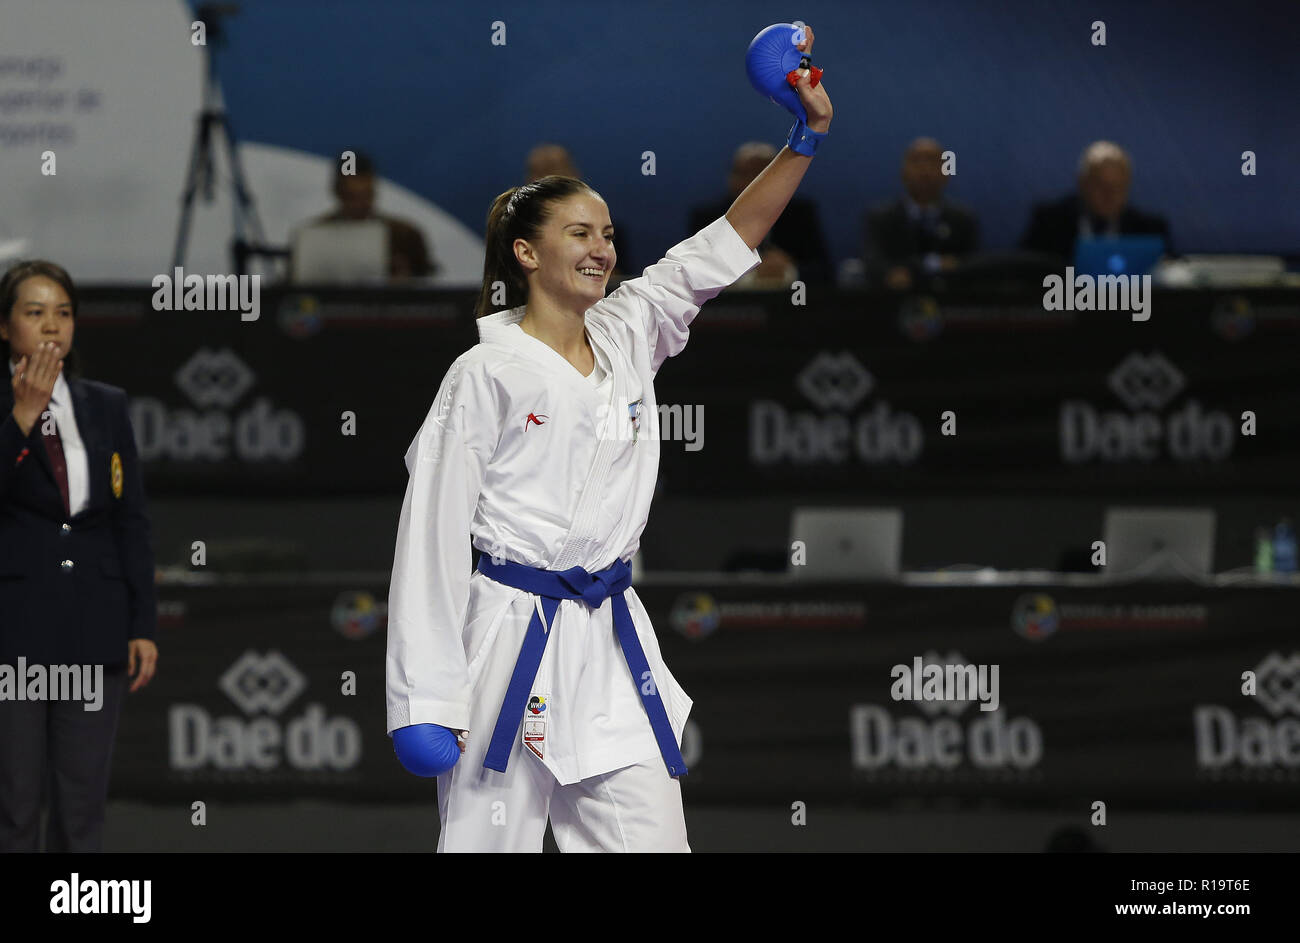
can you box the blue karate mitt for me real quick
[392,723,462,777]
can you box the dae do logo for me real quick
[750,351,923,465]
[131,348,306,462]
[1060,351,1235,463]
[169,651,361,772]
[849,652,1043,772]
[1195,652,1300,770]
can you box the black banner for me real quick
[71,287,1300,497]
[111,576,1300,810]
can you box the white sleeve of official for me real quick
[385,357,496,736]
[601,215,761,373]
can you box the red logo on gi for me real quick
[524,412,549,430]
[523,720,546,759]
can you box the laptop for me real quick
[788,507,903,581]
[1074,235,1166,278]
[291,220,388,284]
[1101,507,1215,579]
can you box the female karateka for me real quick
[386,27,832,852]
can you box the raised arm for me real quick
[725,26,834,249]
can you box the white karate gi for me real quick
[385,215,760,851]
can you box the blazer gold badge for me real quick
[110,451,123,499]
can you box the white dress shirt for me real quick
[903,195,948,273]
[8,357,90,516]
[1078,214,1120,241]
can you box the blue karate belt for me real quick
[476,555,688,778]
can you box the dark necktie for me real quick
[917,209,939,252]
[42,413,71,517]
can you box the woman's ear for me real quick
[513,237,538,275]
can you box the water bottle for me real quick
[1254,527,1273,573]
[1273,518,1297,574]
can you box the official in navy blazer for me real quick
[0,260,158,852]
[1018,140,1173,263]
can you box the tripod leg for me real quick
[172,113,216,270]
[218,115,267,247]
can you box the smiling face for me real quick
[0,275,75,365]
[515,192,617,309]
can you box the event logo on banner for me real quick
[749,351,923,465]
[1011,594,1060,641]
[669,592,865,638]
[670,592,722,641]
[168,650,361,775]
[898,295,944,341]
[1011,593,1206,639]
[130,347,307,463]
[849,650,1043,777]
[1059,350,1235,464]
[1211,297,1256,341]
[331,590,388,640]
[1194,651,1300,774]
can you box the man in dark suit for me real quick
[689,142,833,284]
[863,137,980,290]
[0,261,157,852]
[1019,140,1173,262]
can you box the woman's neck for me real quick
[519,295,589,360]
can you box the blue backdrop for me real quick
[198,0,1297,271]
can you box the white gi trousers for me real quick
[436,746,689,852]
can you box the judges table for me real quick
[109,569,1299,810]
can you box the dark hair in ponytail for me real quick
[474,175,599,319]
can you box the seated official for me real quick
[1019,140,1172,263]
[863,137,979,290]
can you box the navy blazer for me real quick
[862,197,980,284]
[0,377,156,667]
[1018,192,1173,262]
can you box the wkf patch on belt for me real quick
[110,451,123,499]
